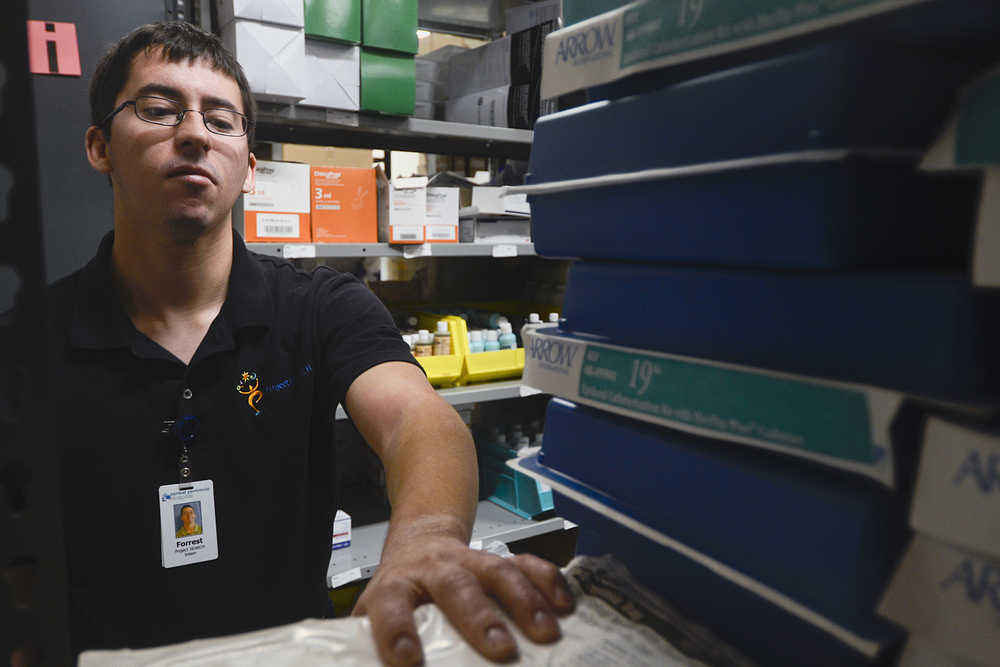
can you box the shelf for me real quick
[327,500,573,588]
[336,380,540,420]
[248,242,535,259]
[254,102,533,159]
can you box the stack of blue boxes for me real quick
[513,2,1000,665]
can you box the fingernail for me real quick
[393,635,418,660]
[555,587,573,608]
[486,625,513,649]
[533,609,553,626]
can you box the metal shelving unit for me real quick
[335,380,542,420]
[249,242,535,259]
[327,500,574,587]
[254,101,533,159]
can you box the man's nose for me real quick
[174,110,211,147]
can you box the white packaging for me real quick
[425,187,459,243]
[301,40,359,111]
[471,187,530,217]
[388,177,427,244]
[910,417,1000,559]
[473,220,532,243]
[331,509,351,550]
[444,86,509,127]
[244,160,311,240]
[878,535,1000,667]
[215,0,304,28]
[222,19,305,103]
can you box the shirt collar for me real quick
[69,229,273,351]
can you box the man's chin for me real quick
[164,213,227,243]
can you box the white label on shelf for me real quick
[329,566,363,589]
[283,243,316,259]
[519,385,543,397]
[325,109,359,127]
[403,244,432,259]
[492,244,518,258]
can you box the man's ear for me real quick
[242,152,256,193]
[85,125,113,175]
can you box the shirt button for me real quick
[182,388,194,400]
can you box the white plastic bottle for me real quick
[498,321,517,350]
[484,330,500,352]
[548,312,560,324]
[469,330,485,353]
[434,320,451,356]
[414,330,434,357]
[520,312,542,347]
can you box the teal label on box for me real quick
[956,71,1000,166]
[578,344,876,462]
[621,0,911,69]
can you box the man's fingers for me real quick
[426,565,518,662]
[476,554,562,644]
[355,579,425,667]
[510,554,576,615]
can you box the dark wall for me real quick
[28,0,164,282]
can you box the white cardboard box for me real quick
[474,220,531,243]
[425,187,459,243]
[301,40,359,111]
[388,177,427,244]
[216,0,304,28]
[222,19,305,103]
[244,160,311,242]
[910,417,1000,560]
[471,187,530,217]
[444,86,510,128]
[331,509,351,550]
[878,535,1000,667]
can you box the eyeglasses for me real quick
[101,95,251,137]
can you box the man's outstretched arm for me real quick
[343,361,574,666]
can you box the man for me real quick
[175,505,201,538]
[44,21,571,665]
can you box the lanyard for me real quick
[162,415,200,485]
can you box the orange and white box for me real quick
[425,187,459,243]
[244,160,311,243]
[311,166,377,243]
[388,177,427,244]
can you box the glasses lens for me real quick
[203,109,247,137]
[135,97,182,125]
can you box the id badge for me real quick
[158,480,219,568]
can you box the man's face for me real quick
[96,49,255,238]
[181,506,196,528]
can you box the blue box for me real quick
[511,452,904,666]
[560,262,1000,399]
[526,45,981,267]
[539,398,908,629]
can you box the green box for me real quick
[360,48,415,115]
[362,0,418,54]
[305,0,361,44]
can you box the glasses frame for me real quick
[100,95,251,137]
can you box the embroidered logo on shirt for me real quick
[236,371,263,416]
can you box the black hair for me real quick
[89,21,255,147]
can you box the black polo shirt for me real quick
[44,231,416,655]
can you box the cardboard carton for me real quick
[301,39,360,110]
[388,177,427,244]
[222,20,305,103]
[244,160,311,243]
[425,188,459,243]
[311,166,377,243]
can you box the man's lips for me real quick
[166,165,216,184]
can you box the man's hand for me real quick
[352,519,575,667]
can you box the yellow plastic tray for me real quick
[463,347,524,384]
[415,314,466,387]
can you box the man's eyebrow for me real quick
[134,83,241,112]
